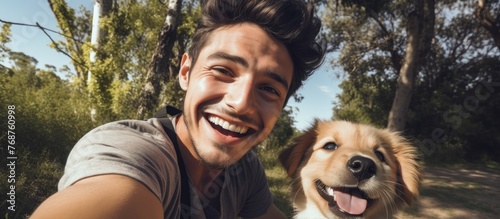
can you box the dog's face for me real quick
[279,120,421,219]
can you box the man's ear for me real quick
[179,53,191,91]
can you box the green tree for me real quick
[48,0,200,120]
[258,107,296,150]
[324,0,500,163]
[159,2,201,111]
[48,0,91,84]
[137,0,184,118]
[321,0,435,131]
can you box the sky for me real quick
[1,0,342,131]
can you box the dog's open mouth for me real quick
[315,180,371,217]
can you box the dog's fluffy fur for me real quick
[279,120,421,219]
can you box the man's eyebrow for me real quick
[207,52,248,68]
[266,70,290,91]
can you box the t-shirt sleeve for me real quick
[237,151,274,218]
[58,119,180,205]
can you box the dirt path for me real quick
[396,166,500,219]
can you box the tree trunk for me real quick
[387,0,435,131]
[476,0,500,50]
[88,0,113,85]
[136,0,183,118]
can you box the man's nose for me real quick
[225,78,256,115]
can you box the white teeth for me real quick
[327,187,337,201]
[208,116,249,134]
[327,187,334,196]
[222,121,230,129]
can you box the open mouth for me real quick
[207,114,253,137]
[315,180,372,218]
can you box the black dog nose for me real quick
[348,156,376,181]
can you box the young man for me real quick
[31,0,325,218]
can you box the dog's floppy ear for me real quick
[279,120,318,177]
[278,145,295,177]
[391,134,422,206]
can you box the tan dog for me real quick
[279,120,421,219]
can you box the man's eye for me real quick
[260,85,280,96]
[212,67,232,76]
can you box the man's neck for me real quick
[174,115,224,194]
[183,148,223,193]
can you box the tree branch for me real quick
[0,18,89,72]
[367,10,403,72]
[0,19,86,44]
[35,22,88,72]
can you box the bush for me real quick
[0,67,101,217]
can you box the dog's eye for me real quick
[374,151,385,162]
[322,142,338,150]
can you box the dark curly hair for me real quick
[188,0,325,104]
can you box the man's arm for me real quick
[31,174,163,219]
[247,203,286,219]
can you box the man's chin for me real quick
[197,149,239,170]
[199,155,234,170]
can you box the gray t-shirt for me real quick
[58,118,273,218]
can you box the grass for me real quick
[257,147,295,218]
[0,149,63,219]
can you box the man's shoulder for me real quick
[83,118,172,145]
[59,118,179,197]
[94,118,165,134]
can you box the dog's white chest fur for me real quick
[293,207,330,219]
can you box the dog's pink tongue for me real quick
[335,189,367,215]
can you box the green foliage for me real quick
[0,150,63,218]
[408,57,500,163]
[333,71,395,126]
[0,23,12,60]
[110,79,140,118]
[0,52,97,218]
[58,0,201,119]
[258,107,296,150]
[160,77,185,111]
[48,0,91,80]
[84,0,168,119]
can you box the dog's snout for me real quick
[348,156,376,181]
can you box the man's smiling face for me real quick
[177,22,293,169]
